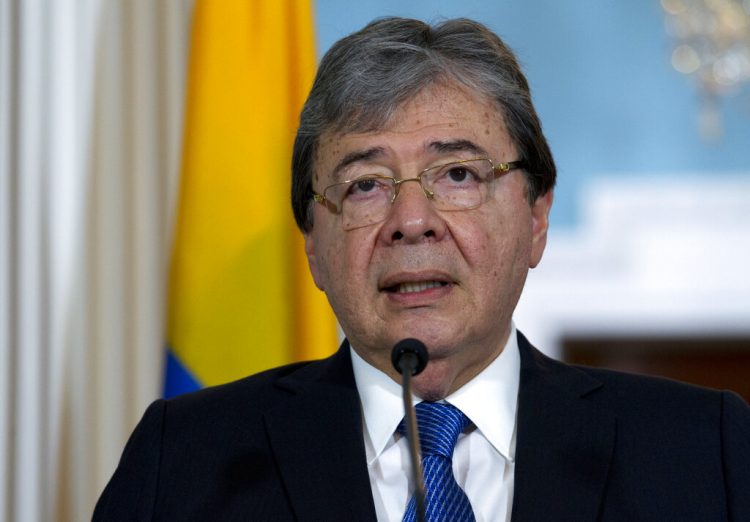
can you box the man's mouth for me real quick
[384,281,450,294]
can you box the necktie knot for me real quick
[411,402,470,458]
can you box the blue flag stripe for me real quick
[163,347,202,398]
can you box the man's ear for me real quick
[529,190,553,269]
[304,232,325,291]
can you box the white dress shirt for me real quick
[351,325,520,522]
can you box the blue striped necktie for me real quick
[399,402,476,522]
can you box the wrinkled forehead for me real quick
[315,81,510,163]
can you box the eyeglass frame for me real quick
[311,157,527,218]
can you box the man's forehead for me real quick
[313,82,513,179]
[341,139,490,164]
[325,81,505,142]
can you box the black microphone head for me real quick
[391,338,429,376]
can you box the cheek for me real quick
[449,210,512,267]
[319,229,376,290]
[456,206,533,281]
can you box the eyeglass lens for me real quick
[336,159,494,230]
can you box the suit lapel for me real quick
[262,334,615,521]
[263,342,377,522]
[511,333,616,522]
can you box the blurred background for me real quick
[1,0,749,520]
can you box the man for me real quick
[94,17,750,521]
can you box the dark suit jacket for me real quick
[93,333,750,521]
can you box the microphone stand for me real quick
[400,358,426,522]
[392,339,428,522]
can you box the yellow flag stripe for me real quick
[168,0,337,387]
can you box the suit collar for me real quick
[263,334,615,521]
[263,341,377,522]
[511,331,616,521]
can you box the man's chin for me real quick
[383,321,459,351]
[410,359,462,401]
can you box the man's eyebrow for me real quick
[428,139,490,157]
[332,147,385,180]
[329,140,488,180]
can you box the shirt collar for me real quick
[351,324,521,465]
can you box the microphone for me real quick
[391,339,428,522]
[391,338,428,376]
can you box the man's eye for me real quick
[351,179,378,193]
[345,177,390,199]
[440,166,481,186]
[447,167,471,183]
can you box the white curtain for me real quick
[0,1,193,520]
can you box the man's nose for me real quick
[378,179,447,245]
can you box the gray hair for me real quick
[291,17,556,232]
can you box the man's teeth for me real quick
[397,281,444,294]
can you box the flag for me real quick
[164,0,337,397]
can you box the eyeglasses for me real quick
[312,158,525,230]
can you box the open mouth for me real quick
[384,281,450,294]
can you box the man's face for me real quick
[305,82,552,399]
